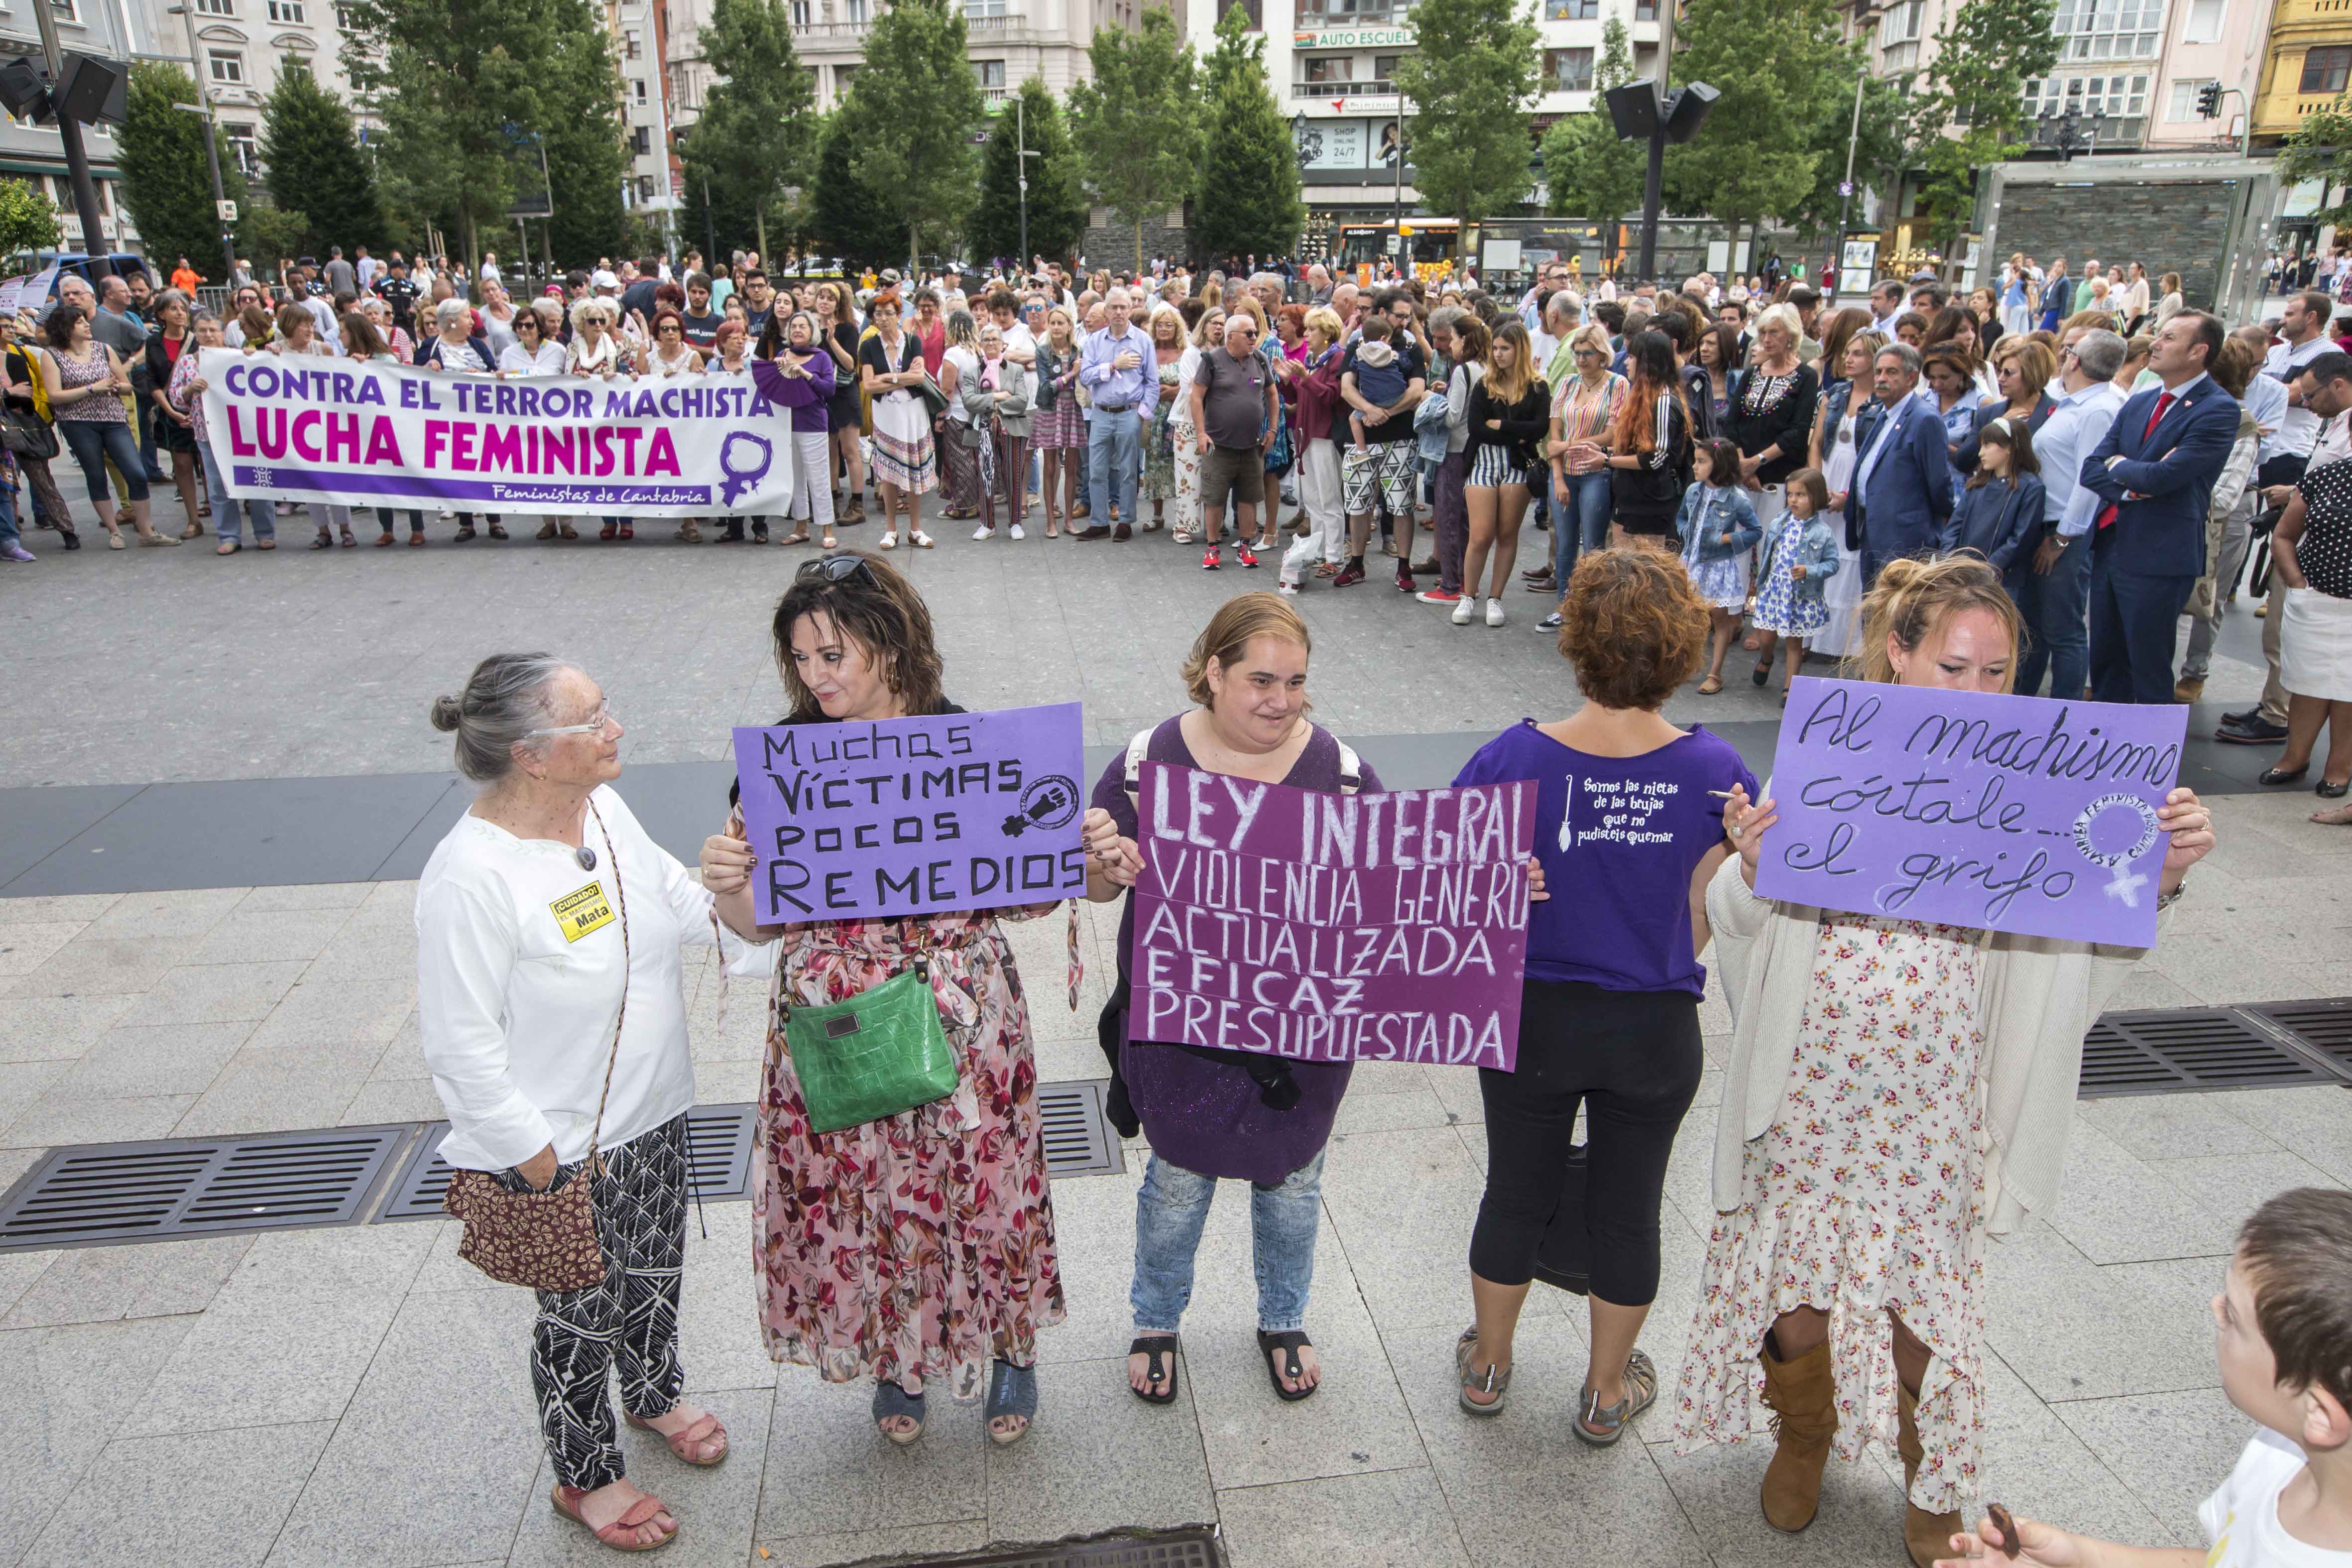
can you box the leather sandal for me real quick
[1129,1334,1179,1406]
[626,1408,727,1466]
[871,1380,925,1446]
[985,1359,1039,1444]
[1573,1348,1657,1447]
[1456,1325,1509,1416]
[549,1484,676,1553]
[1259,1329,1317,1402]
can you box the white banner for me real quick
[195,348,799,517]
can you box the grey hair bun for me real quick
[430,694,465,732]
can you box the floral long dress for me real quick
[1672,913,1988,1514]
[744,907,1066,1401]
[1141,357,1182,502]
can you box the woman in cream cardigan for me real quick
[1670,555,2215,1568]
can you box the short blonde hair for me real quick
[1753,302,1803,350]
[569,296,612,333]
[1304,306,1344,345]
[1567,322,1613,362]
[1182,592,1311,709]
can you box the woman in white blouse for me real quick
[499,301,573,541]
[416,653,735,1555]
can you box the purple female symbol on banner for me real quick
[718,431,773,506]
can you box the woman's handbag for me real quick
[1,403,57,460]
[784,927,959,1135]
[916,371,951,423]
[441,802,629,1292]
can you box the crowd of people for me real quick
[411,542,2352,1568]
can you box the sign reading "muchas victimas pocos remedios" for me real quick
[731,704,1088,923]
[194,349,798,517]
[1128,762,1535,1071]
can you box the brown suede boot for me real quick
[1758,1335,1838,1532]
[1897,1384,1963,1568]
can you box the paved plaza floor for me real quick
[2,511,2348,1568]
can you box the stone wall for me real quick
[1081,209,1191,272]
[1994,179,2236,310]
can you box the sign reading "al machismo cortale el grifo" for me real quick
[194,348,797,517]
[1128,762,1535,1070]
[731,703,1087,923]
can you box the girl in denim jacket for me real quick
[1751,468,1842,703]
[1677,439,1764,692]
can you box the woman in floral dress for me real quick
[1140,307,1186,525]
[1674,555,2215,1568]
[701,553,1065,1447]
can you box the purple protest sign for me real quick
[731,702,1086,923]
[1127,761,1535,1071]
[1755,676,2187,946]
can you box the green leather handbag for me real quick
[786,957,959,1135]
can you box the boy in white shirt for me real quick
[1937,1188,2352,1568]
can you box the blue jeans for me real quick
[59,419,149,504]
[1131,1149,1324,1334]
[1552,471,1613,599]
[1076,418,1093,510]
[2014,532,2093,698]
[1088,407,1141,523]
[0,469,19,551]
[202,436,272,543]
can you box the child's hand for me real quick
[1791,564,1806,580]
[1932,1511,2085,1568]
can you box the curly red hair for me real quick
[1557,549,1711,710]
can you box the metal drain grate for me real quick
[0,1126,410,1252]
[2245,997,2352,1074]
[375,1103,760,1222]
[2079,1007,2348,1098]
[901,1526,1222,1568]
[1038,1080,1125,1178]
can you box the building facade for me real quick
[1,0,147,256]
[139,0,373,187]
[2251,0,2352,144]
[609,0,677,235]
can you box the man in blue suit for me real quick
[1842,342,1953,586]
[2076,310,2240,705]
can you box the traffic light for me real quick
[2196,81,2222,119]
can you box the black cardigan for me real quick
[1723,361,1820,485]
[1465,377,1552,470]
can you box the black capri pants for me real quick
[1469,979,1704,1305]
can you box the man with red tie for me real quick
[2076,310,2241,705]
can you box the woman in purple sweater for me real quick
[752,311,836,548]
[1080,593,1375,1408]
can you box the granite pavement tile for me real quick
[983,1355,1220,1542]
[216,1216,438,1304]
[124,1282,403,1437]
[0,991,138,1062]
[2074,1091,2289,1165]
[0,893,119,924]
[14,934,195,997]
[748,1523,991,1566]
[175,1041,386,1138]
[2054,1385,2252,1545]
[241,973,415,1050]
[0,1234,252,1329]
[0,1316,198,1568]
[1982,1221,2233,1404]
[2,1090,200,1149]
[120,958,307,1027]
[0,923,86,977]
[85,887,250,940]
[506,1385,772,1568]
[754,1367,989,1540]
[2045,1118,2244,1265]
[1183,1304,1428,1489]
[184,907,357,967]
[2204,1085,2352,1186]
[1218,1467,1469,1568]
[19,1420,336,1568]
[51,1019,255,1097]
[238,882,377,912]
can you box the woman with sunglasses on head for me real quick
[699,554,1065,1448]
[752,310,837,549]
[417,654,743,1556]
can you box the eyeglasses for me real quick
[528,702,618,739]
[797,554,874,585]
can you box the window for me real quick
[624,28,640,56]
[1544,0,1598,17]
[832,63,856,92]
[2023,71,2150,118]
[963,0,1005,16]
[973,58,1005,89]
[1301,54,1354,83]
[2166,76,2213,117]
[49,0,78,22]
[208,49,245,83]
[266,0,304,21]
[2182,0,2221,41]
[637,175,655,200]
[2300,44,2352,93]
[2051,0,2165,62]
[1633,41,1657,74]
[196,0,235,14]
[790,0,810,23]
[225,120,257,171]
[631,124,651,153]
[840,0,865,21]
[1635,0,1655,16]
[1374,52,1407,78]
[632,77,647,102]
[335,2,358,25]
[1544,46,1594,89]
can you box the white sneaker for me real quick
[1486,598,1506,628]
[973,524,994,541]
[1009,522,1025,541]
[879,530,898,550]
[1450,597,1474,625]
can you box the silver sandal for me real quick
[1573,1349,1657,1446]
[1456,1325,1511,1417]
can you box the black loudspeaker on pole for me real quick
[1605,79,1716,284]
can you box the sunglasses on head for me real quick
[797,555,874,585]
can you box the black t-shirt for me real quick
[1342,338,1426,443]
[373,275,420,332]
[680,309,720,350]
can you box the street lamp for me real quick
[1832,0,1882,304]
[1016,92,1041,267]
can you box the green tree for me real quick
[1194,6,1302,261]
[809,110,905,264]
[969,77,1088,266]
[1069,9,1199,270]
[1539,16,1641,259]
[1908,0,2059,256]
[1782,52,1911,241]
[676,140,767,260]
[259,63,385,256]
[119,63,253,273]
[540,0,634,263]
[686,0,816,263]
[1393,0,1538,248]
[240,204,312,275]
[2280,102,2352,228]
[839,0,985,272]
[1663,0,1842,265]
[0,178,61,257]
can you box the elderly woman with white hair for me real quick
[419,296,507,544]
[566,296,634,541]
[1723,302,1820,544]
[500,299,574,542]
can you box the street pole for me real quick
[1392,93,1406,278]
[1017,94,1029,268]
[1635,0,1674,282]
[1832,57,1866,303]
[30,0,110,273]
[168,3,238,287]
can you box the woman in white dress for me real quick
[1806,314,1882,661]
[641,308,707,544]
[567,298,634,543]
[1671,555,2215,1568]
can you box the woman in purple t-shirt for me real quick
[1450,549,1756,1444]
[1080,594,1376,1409]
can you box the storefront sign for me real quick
[1295,117,1371,170]
[1292,24,1413,47]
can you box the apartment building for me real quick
[137,0,372,185]
[609,0,676,230]
[0,0,144,255]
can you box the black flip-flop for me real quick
[1129,1335,1179,1406]
[1257,1329,1317,1402]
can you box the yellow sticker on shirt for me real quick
[550,882,615,943]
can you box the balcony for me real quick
[2023,111,2145,151]
[791,16,871,38]
[1294,77,1396,97]
[1295,4,1404,23]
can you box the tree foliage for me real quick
[1393,0,1539,237]
[1908,0,2059,250]
[1194,5,1302,261]
[1069,9,1200,269]
[119,64,253,272]
[1782,46,1911,240]
[685,0,816,262]
[340,0,531,262]
[260,62,385,256]
[0,178,61,257]
[838,0,985,270]
[539,0,634,263]
[1663,0,1843,258]
[1539,15,1641,253]
[810,109,906,265]
[2279,102,2352,229]
[969,77,1088,266]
